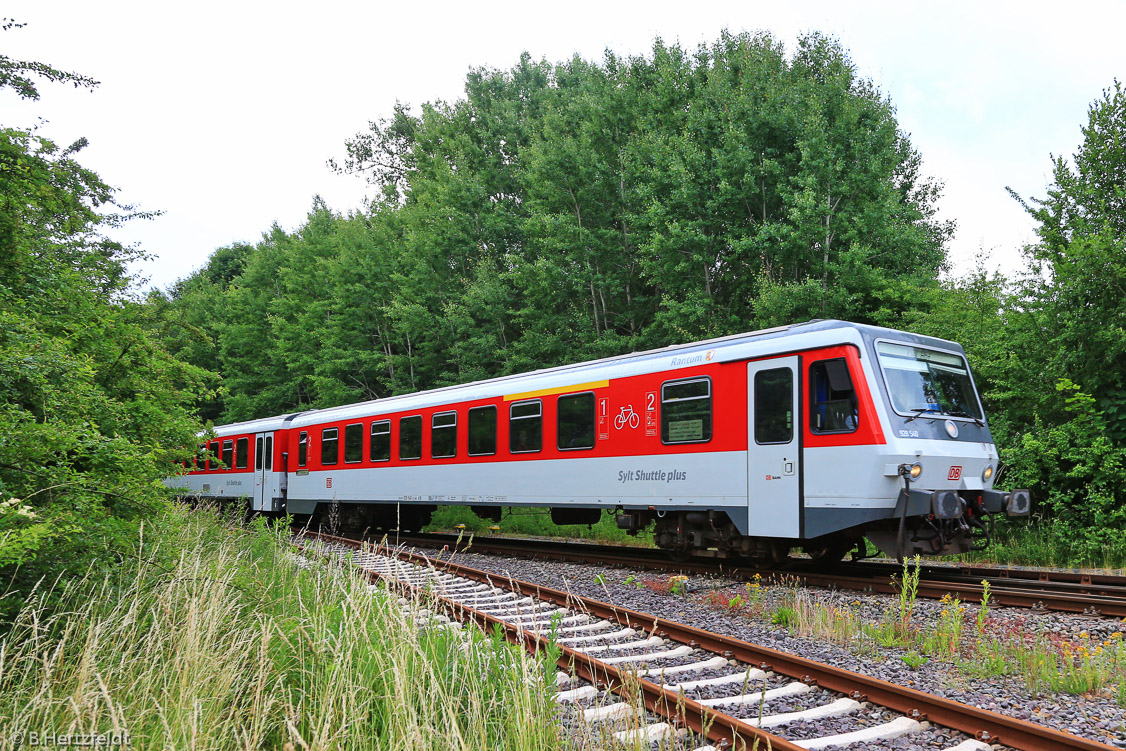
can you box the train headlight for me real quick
[909,463,923,480]
[944,420,959,438]
[982,465,994,482]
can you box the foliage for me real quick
[0,29,209,620]
[0,18,99,101]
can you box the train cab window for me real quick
[370,420,391,462]
[661,378,712,443]
[264,436,273,470]
[400,416,422,460]
[754,368,794,444]
[509,400,542,453]
[298,432,308,467]
[222,440,234,470]
[208,441,220,470]
[809,358,858,433]
[557,393,595,450]
[255,437,263,469]
[344,423,363,463]
[431,411,457,458]
[235,437,249,469]
[321,428,339,465]
[468,406,497,456]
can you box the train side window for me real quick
[255,437,263,470]
[509,400,542,453]
[207,442,218,470]
[370,420,391,462]
[468,405,497,456]
[344,423,363,463]
[298,432,308,467]
[661,378,712,444]
[754,368,793,444]
[222,439,234,470]
[432,411,457,458]
[235,437,249,469]
[400,416,422,460]
[810,358,858,434]
[557,393,595,450]
[321,428,339,465]
[264,436,273,470]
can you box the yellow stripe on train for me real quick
[503,380,610,402]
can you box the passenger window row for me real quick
[198,437,251,471]
[193,362,856,472]
[300,377,714,467]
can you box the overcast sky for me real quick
[5,1,1122,291]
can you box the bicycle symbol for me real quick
[613,404,640,430]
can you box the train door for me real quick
[252,432,273,511]
[746,358,802,538]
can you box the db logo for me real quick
[947,466,962,481]
[326,477,333,488]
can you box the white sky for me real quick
[4,1,1122,290]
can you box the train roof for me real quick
[206,413,300,437]
[274,319,964,429]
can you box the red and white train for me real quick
[168,320,1029,562]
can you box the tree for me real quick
[0,18,98,101]
[1007,80,1126,436]
[1,25,209,620]
[981,80,1126,561]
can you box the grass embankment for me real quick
[0,508,560,750]
[426,506,654,547]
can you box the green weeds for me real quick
[691,556,1126,703]
[902,651,929,669]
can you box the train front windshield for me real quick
[877,342,984,420]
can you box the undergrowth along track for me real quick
[296,529,1117,751]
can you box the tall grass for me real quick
[0,508,560,750]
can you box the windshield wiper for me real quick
[904,407,940,423]
[947,410,985,427]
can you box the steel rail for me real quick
[375,531,1126,617]
[300,530,1116,751]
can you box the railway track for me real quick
[363,531,1126,618]
[296,529,1117,751]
